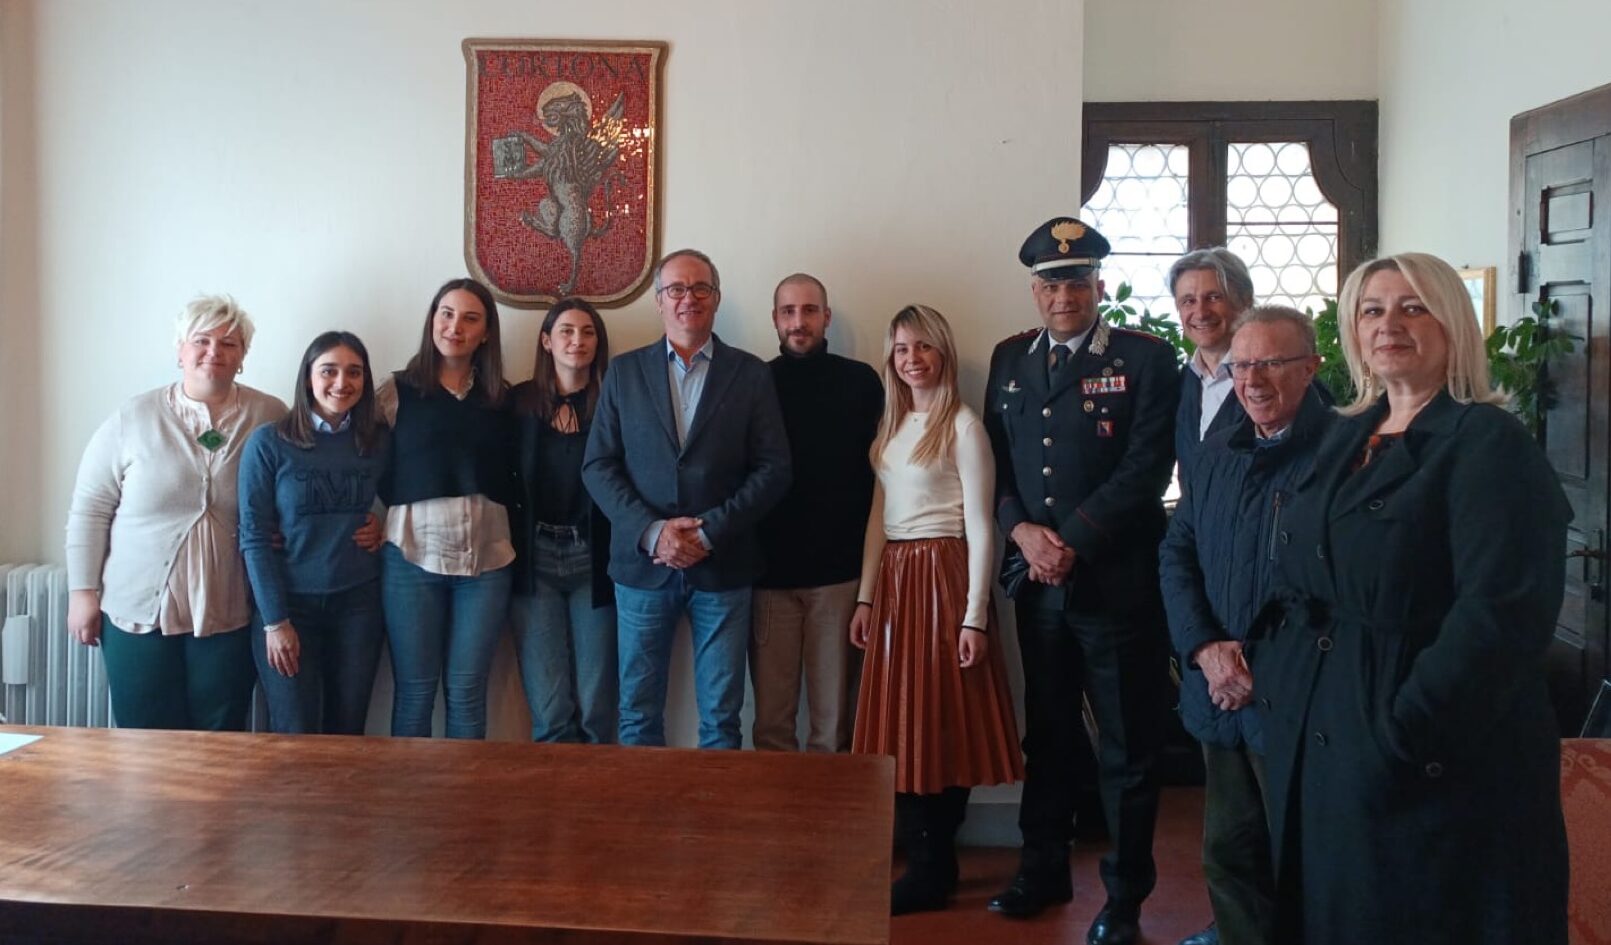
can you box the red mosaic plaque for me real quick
[462,39,665,308]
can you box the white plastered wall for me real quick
[1376,0,1611,295]
[1084,0,1378,102]
[0,0,1082,763]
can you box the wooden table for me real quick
[0,725,893,944]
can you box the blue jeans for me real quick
[510,531,618,743]
[381,543,512,739]
[250,579,384,735]
[614,575,750,749]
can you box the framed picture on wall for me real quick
[1458,266,1497,335]
[463,39,667,308]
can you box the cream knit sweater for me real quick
[65,383,286,635]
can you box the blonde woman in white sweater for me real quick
[65,295,286,730]
[849,304,1023,915]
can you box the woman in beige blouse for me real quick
[65,295,287,730]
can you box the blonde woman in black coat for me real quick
[1251,252,1569,945]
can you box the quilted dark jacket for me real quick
[1159,387,1334,750]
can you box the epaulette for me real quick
[994,326,1041,353]
[1107,325,1170,345]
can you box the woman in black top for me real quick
[377,278,514,739]
[509,298,616,742]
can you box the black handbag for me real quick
[998,546,1032,599]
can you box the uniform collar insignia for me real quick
[1088,320,1111,357]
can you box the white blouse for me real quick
[856,406,996,630]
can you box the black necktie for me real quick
[1048,344,1070,384]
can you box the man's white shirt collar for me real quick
[1028,323,1096,357]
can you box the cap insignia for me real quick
[1050,220,1086,253]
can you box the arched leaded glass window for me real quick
[1080,102,1377,321]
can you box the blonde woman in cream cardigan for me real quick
[65,295,288,730]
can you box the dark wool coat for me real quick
[1160,388,1335,752]
[1249,392,1569,945]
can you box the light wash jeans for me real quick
[510,531,618,743]
[381,543,512,739]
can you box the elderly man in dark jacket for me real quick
[1159,305,1334,945]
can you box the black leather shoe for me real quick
[987,872,1074,918]
[1087,900,1141,945]
[1177,923,1219,945]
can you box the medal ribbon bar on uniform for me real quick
[1081,376,1128,395]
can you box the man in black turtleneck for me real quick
[751,273,883,753]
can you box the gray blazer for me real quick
[582,334,792,591]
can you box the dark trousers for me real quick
[250,580,385,735]
[1202,743,1276,945]
[1015,596,1167,905]
[99,614,256,731]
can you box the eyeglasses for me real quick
[657,282,718,301]
[1225,355,1313,378]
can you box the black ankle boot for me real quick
[891,792,952,915]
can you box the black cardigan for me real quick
[508,381,613,607]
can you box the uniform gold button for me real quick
[1042,437,1053,446]
[1042,467,1052,477]
[1044,497,1056,507]
[1042,407,1052,418]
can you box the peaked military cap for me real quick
[1019,217,1111,281]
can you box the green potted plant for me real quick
[1099,283,1192,365]
[1485,298,1576,438]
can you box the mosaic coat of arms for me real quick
[463,39,665,307]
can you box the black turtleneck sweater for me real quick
[755,344,884,589]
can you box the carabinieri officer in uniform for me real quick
[982,218,1179,945]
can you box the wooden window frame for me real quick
[1081,101,1379,279]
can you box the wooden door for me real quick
[1511,82,1611,734]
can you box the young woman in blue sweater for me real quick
[239,331,390,734]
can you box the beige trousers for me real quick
[748,579,861,752]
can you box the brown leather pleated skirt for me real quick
[852,537,1024,794]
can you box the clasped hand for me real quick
[1196,640,1254,711]
[652,517,709,569]
[1010,522,1075,585]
